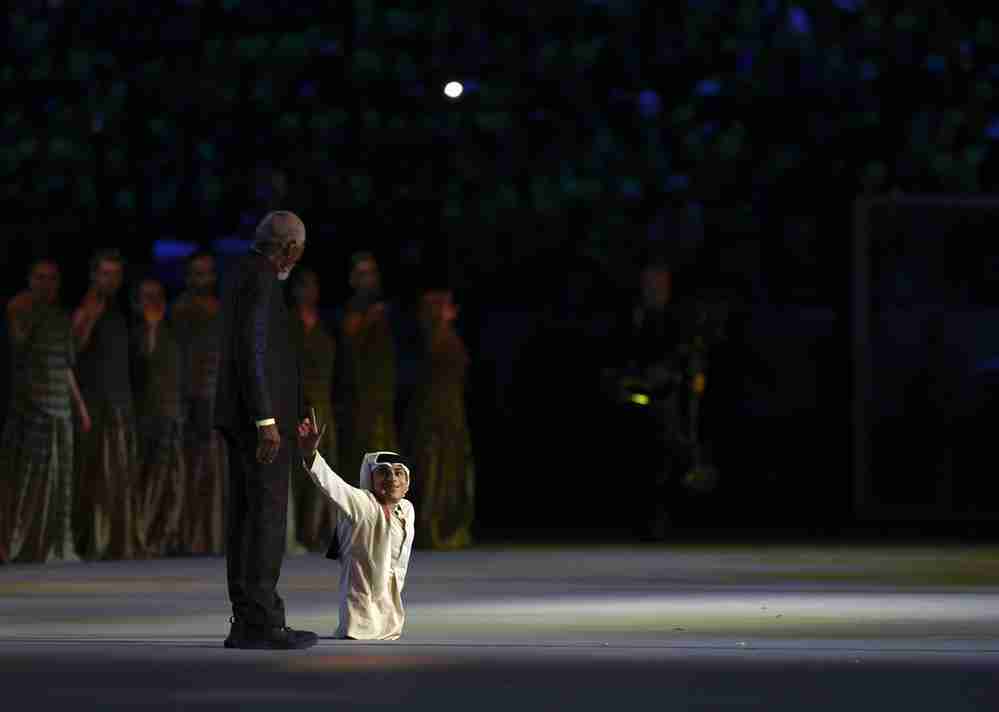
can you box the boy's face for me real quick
[371,464,409,506]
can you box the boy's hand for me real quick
[297,407,327,463]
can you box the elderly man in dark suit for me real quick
[215,210,317,649]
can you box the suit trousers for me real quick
[223,429,292,628]
[624,396,688,532]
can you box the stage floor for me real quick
[2,542,998,710]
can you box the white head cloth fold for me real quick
[359,451,411,492]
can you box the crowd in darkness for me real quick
[3,3,998,300]
[3,3,999,537]
[0,247,474,563]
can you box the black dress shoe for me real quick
[223,617,244,648]
[229,624,319,650]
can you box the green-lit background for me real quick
[5,2,997,295]
[4,1,999,534]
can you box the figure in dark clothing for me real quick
[214,211,316,650]
[72,249,139,560]
[605,261,704,540]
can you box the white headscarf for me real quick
[359,451,411,492]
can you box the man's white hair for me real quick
[252,210,305,256]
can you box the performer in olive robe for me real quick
[171,251,225,554]
[403,288,475,550]
[288,266,338,551]
[339,252,398,485]
[130,277,186,556]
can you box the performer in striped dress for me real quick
[2,259,90,563]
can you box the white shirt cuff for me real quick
[256,418,276,427]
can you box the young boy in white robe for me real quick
[297,413,415,640]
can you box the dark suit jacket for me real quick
[215,251,303,442]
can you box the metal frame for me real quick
[851,195,999,522]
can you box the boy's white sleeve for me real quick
[304,453,369,521]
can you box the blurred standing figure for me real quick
[72,248,139,559]
[403,289,474,549]
[604,260,699,540]
[171,251,225,554]
[1,259,90,563]
[288,267,339,551]
[340,253,397,486]
[130,277,185,556]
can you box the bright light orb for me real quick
[444,81,463,98]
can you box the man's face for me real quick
[187,255,216,295]
[351,259,380,295]
[93,259,123,297]
[277,240,305,281]
[371,463,410,506]
[28,262,60,304]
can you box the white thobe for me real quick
[304,452,415,640]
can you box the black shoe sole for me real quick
[225,640,318,650]
[224,635,319,650]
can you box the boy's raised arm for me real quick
[298,414,368,521]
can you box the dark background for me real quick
[4,1,999,539]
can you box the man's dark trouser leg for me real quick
[630,396,682,539]
[654,398,685,531]
[224,432,288,628]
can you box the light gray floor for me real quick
[2,543,999,710]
